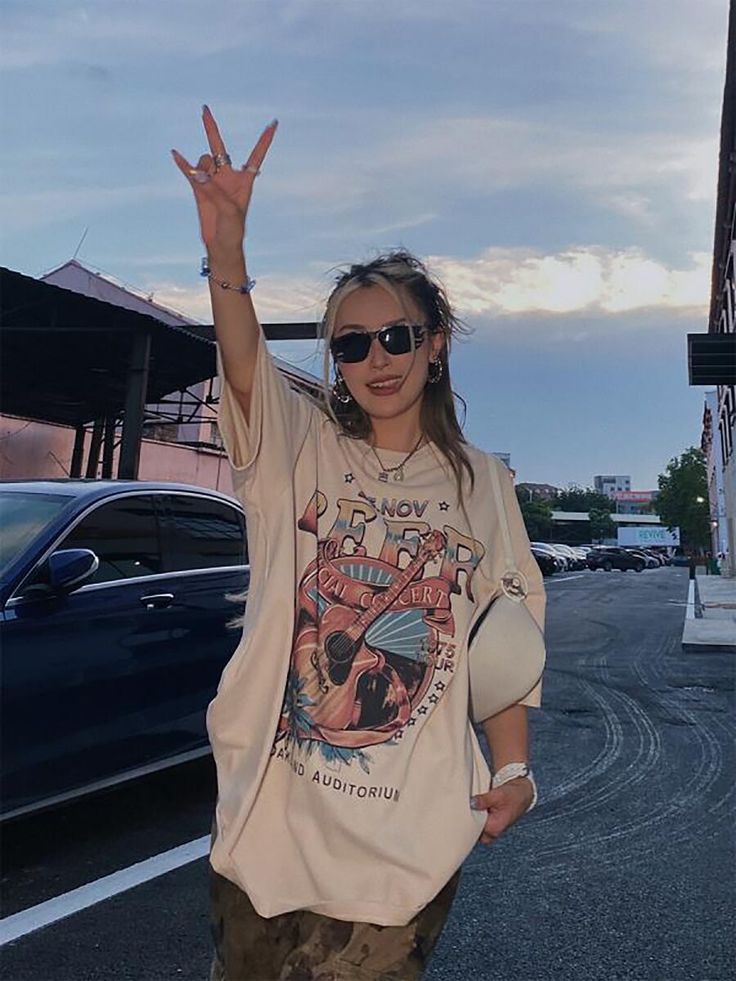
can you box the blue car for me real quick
[0,480,249,820]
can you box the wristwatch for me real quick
[491,762,538,811]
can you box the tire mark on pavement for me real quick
[520,597,733,874]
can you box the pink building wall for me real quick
[0,414,235,497]
[3,262,317,495]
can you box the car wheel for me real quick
[603,560,612,572]
[635,562,645,572]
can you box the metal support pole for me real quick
[102,414,116,478]
[85,418,104,478]
[118,331,151,480]
[70,424,86,478]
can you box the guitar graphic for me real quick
[291,529,446,746]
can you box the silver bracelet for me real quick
[492,762,538,811]
[200,257,256,294]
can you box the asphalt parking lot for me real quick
[1,566,734,981]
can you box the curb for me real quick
[681,617,736,653]
[681,641,736,653]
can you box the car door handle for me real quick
[139,593,174,610]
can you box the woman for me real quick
[172,107,545,981]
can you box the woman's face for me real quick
[332,284,444,426]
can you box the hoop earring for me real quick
[332,371,353,404]
[427,359,443,384]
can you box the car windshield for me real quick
[0,491,74,575]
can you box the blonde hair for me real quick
[318,249,475,502]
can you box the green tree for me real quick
[552,485,616,544]
[554,485,614,513]
[655,447,709,551]
[515,490,554,541]
[589,508,616,543]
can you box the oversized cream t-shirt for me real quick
[207,332,545,926]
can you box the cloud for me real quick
[146,244,709,332]
[0,0,499,71]
[1,111,717,241]
[365,118,718,207]
[561,0,728,78]
[149,272,326,325]
[3,0,724,73]
[247,112,718,246]
[429,246,710,317]
[0,182,180,233]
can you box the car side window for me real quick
[163,494,246,572]
[60,496,162,584]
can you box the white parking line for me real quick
[547,574,587,583]
[0,834,210,946]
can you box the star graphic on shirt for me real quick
[407,717,417,726]
[417,705,429,715]
[428,693,439,704]
[394,729,404,740]
[344,473,354,483]
[434,680,446,692]
[438,501,449,511]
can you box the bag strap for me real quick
[488,454,515,570]
[488,455,529,600]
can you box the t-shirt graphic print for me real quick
[278,491,485,767]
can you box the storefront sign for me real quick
[618,526,680,546]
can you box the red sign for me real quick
[612,491,657,502]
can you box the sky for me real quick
[1,0,730,489]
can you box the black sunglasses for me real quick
[330,324,431,364]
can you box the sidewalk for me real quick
[681,573,736,652]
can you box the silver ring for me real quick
[212,152,232,171]
[242,164,261,176]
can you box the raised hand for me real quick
[171,105,277,259]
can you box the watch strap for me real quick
[491,762,538,811]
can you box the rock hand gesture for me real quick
[171,106,278,414]
[171,105,277,260]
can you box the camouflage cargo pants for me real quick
[208,821,460,981]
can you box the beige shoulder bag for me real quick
[468,457,546,723]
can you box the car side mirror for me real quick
[47,549,99,594]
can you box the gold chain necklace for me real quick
[369,435,425,482]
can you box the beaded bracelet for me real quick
[200,257,256,295]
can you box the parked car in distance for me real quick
[587,546,647,572]
[671,553,692,567]
[552,544,587,570]
[531,542,565,572]
[0,480,249,821]
[645,548,668,567]
[622,547,659,569]
[531,546,557,577]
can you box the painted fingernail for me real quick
[202,104,210,115]
[191,170,210,184]
[268,118,279,128]
[469,797,480,810]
